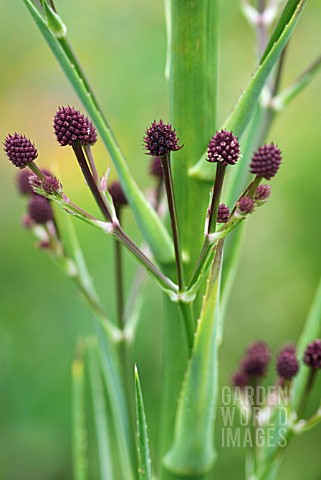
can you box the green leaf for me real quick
[95,321,136,480]
[291,277,321,412]
[72,353,89,480]
[189,0,307,182]
[87,339,114,480]
[273,54,321,110]
[163,242,223,476]
[22,0,174,264]
[261,0,304,64]
[134,365,153,480]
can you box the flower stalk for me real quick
[160,153,185,291]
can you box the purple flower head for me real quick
[53,106,97,146]
[144,120,182,157]
[17,170,34,195]
[276,345,299,380]
[4,133,38,169]
[250,144,282,180]
[237,196,254,215]
[242,341,271,377]
[232,370,248,388]
[207,130,240,166]
[303,339,321,370]
[17,169,56,196]
[108,181,127,207]
[217,203,230,223]
[28,195,53,224]
[149,156,163,178]
[29,174,62,195]
[254,184,271,204]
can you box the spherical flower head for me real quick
[254,184,271,204]
[4,133,38,169]
[28,195,53,224]
[242,341,271,377]
[149,156,163,178]
[16,170,33,195]
[276,345,299,380]
[303,339,321,369]
[237,196,254,215]
[108,181,127,207]
[207,130,240,166]
[53,106,97,146]
[144,120,182,157]
[29,174,62,195]
[232,370,248,388]
[250,144,282,180]
[217,203,230,223]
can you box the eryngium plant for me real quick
[4,1,321,479]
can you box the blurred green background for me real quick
[1,1,321,479]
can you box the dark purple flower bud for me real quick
[276,345,299,380]
[303,339,321,369]
[29,174,62,195]
[232,370,248,388]
[250,144,282,180]
[207,130,240,166]
[242,341,271,377]
[53,106,97,146]
[4,133,38,169]
[237,196,254,215]
[17,169,56,196]
[28,195,53,224]
[144,120,182,157]
[149,156,163,178]
[254,184,271,204]
[217,203,230,223]
[108,181,127,207]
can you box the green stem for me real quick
[114,239,124,329]
[178,302,195,350]
[115,226,178,293]
[297,369,317,418]
[114,208,125,330]
[188,216,244,290]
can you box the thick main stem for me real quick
[160,2,220,478]
[161,154,185,290]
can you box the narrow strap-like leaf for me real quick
[291,277,321,411]
[87,339,114,480]
[190,0,307,181]
[135,365,152,480]
[72,354,89,480]
[95,321,136,480]
[22,0,174,264]
[273,54,321,110]
[163,241,224,476]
